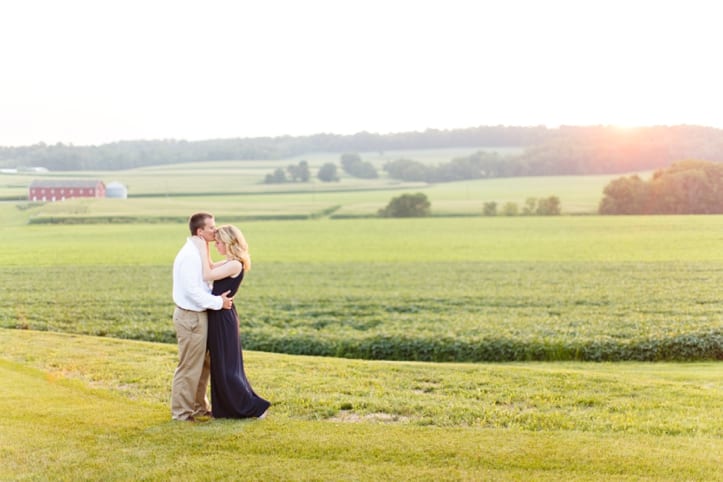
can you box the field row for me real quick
[3,260,721,361]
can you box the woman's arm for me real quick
[190,236,214,278]
[203,259,243,281]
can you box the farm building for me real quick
[28,179,106,202]
[106,181,128,199]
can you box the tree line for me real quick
[0,126,546,171]
[383,125,723,182]
[4,125,723,175]
[599,160,723,214]
[381,160,723,216]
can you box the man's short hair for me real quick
[189,212,213,236]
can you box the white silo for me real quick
[106,181,128,199]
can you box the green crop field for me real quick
[1,215,720,362]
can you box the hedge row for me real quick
[10,322,721,363]
[239,331,723,362]
[28,214,314,224]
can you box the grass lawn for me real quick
[1,329,720,481]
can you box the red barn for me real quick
[28,179,106,202]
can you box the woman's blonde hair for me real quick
[215,224,251,272]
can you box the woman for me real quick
[192,224,270,419]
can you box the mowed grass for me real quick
[4,215,723,265]
[1,329,721,481]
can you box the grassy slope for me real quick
[2,146,626,218]
[1,329,721,480]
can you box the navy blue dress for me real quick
[208,270,270,418]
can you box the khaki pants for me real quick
[171,306,211,420]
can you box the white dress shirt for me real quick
[172,237,222,311]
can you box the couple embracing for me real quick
[170,212,270,421]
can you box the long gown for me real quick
[207,270,270,418]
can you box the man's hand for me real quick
[220,290,233,309]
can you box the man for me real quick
[171,212,233,421]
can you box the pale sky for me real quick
[1,0,721,146]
